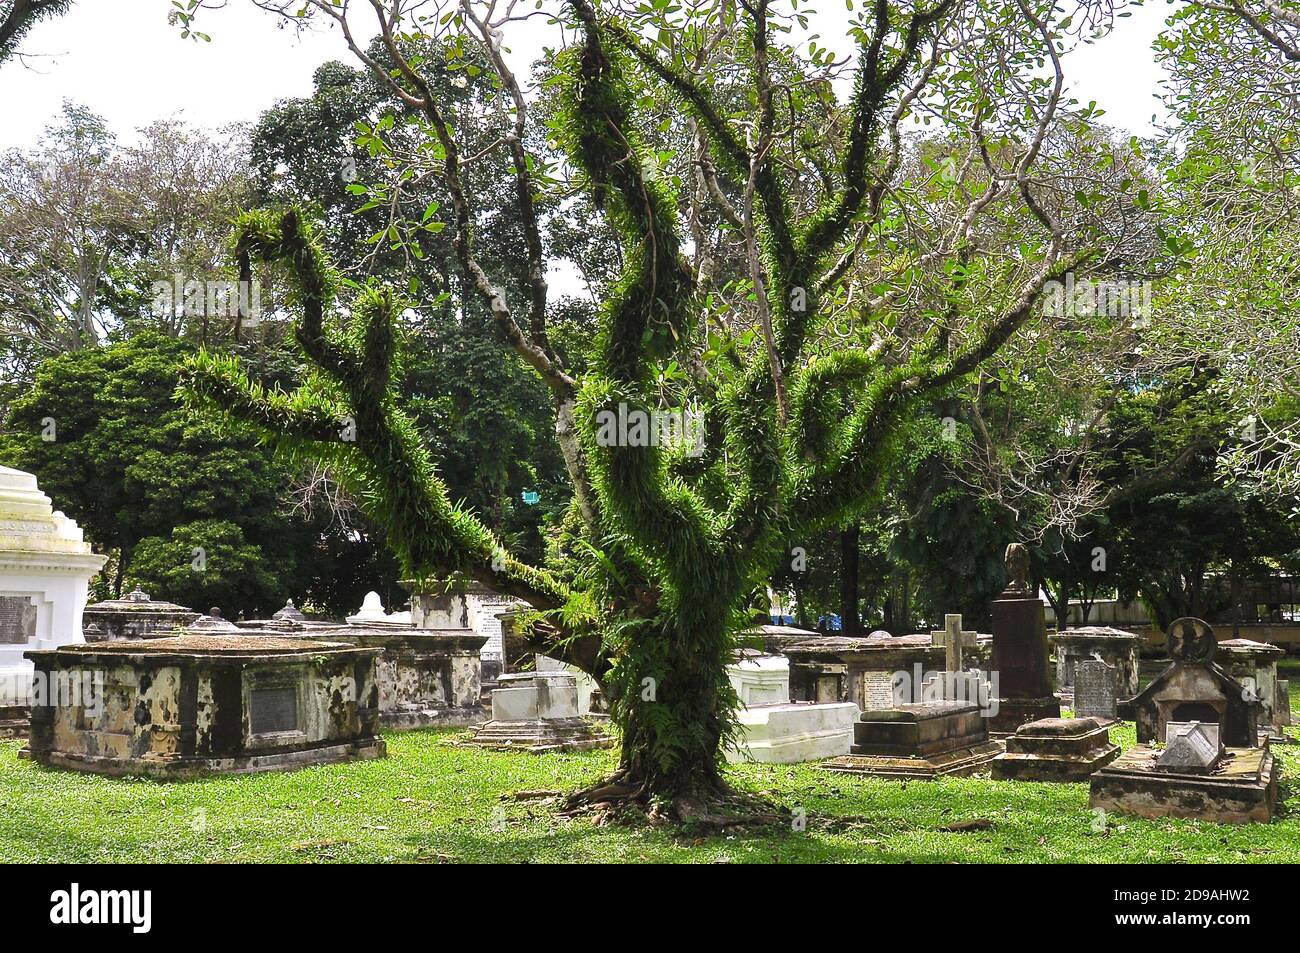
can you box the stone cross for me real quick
[931,613,978,673]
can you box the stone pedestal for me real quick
[820,702,1002,779]
[991,716,1120,782]
[1217,638,1285,736]
[0,466,107,713]
[23,636,385,777]
[1049,626,1141,697]
[990,588,1060,733]
[470,672,612,753]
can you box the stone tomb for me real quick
[235,598,488,729]
[989,544,1060,733]
[22,636,385,777]
[1049,626,1141,699]
[820,702,1001,780]
[991,716,1120,782]
[82,589,200,642]
[1089,618,1277,824]
[1217,638,1286,739]
[784,632,943,710]
[0,465,107,738]
[469,671,612,753]
[723,651,858,764]
[1072,658,1119,722]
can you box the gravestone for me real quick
[992,716,1120,782]
[989,543,1060,732]
[930,614,977,673]
[1050,626,1141,697]
[470,671,612,753]
[820,701,1001,780]
[1073,659,1117,721]
[24,636,384,776]
[82,590,200,642]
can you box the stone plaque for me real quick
[1073,659,1117,721]
[863,671,896,710]
[249,686,299,735]
[0,595,37,645]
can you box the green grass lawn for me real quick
[4,709,1300,863]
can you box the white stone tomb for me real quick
[0,466,107,707]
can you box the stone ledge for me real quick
[467,717,614,754]
[20,738,388,779]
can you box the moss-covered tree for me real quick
[181,0,1138,823]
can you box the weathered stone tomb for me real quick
[23,636,385,777]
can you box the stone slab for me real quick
[468,717,613,754]
[820,740,1003,780]
[725,702,857,764]
[20,738,387,779]
[850,702,990,758]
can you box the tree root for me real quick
[557,770,788,831]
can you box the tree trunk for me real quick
[565,611,782,826]
[840,524,860,636]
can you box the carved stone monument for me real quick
[989,543,1059,732]
[0,465,107,735]
[1090,618,1278,824]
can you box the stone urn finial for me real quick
[1003,542,1032,593]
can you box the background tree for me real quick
[0,332,391,616]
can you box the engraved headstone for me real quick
[1073,658,1117,721]
[0,596,37,646]
[249,686,298,734]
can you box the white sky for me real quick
[0,0,1172,151]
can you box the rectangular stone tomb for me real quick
[991,717,1120,782]
[308,623,487,729]
[469,672,612,753]
[1089,745,1278,825]
[22,636,385,777]
[820,702,1002,779]
[725,702,859,764]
